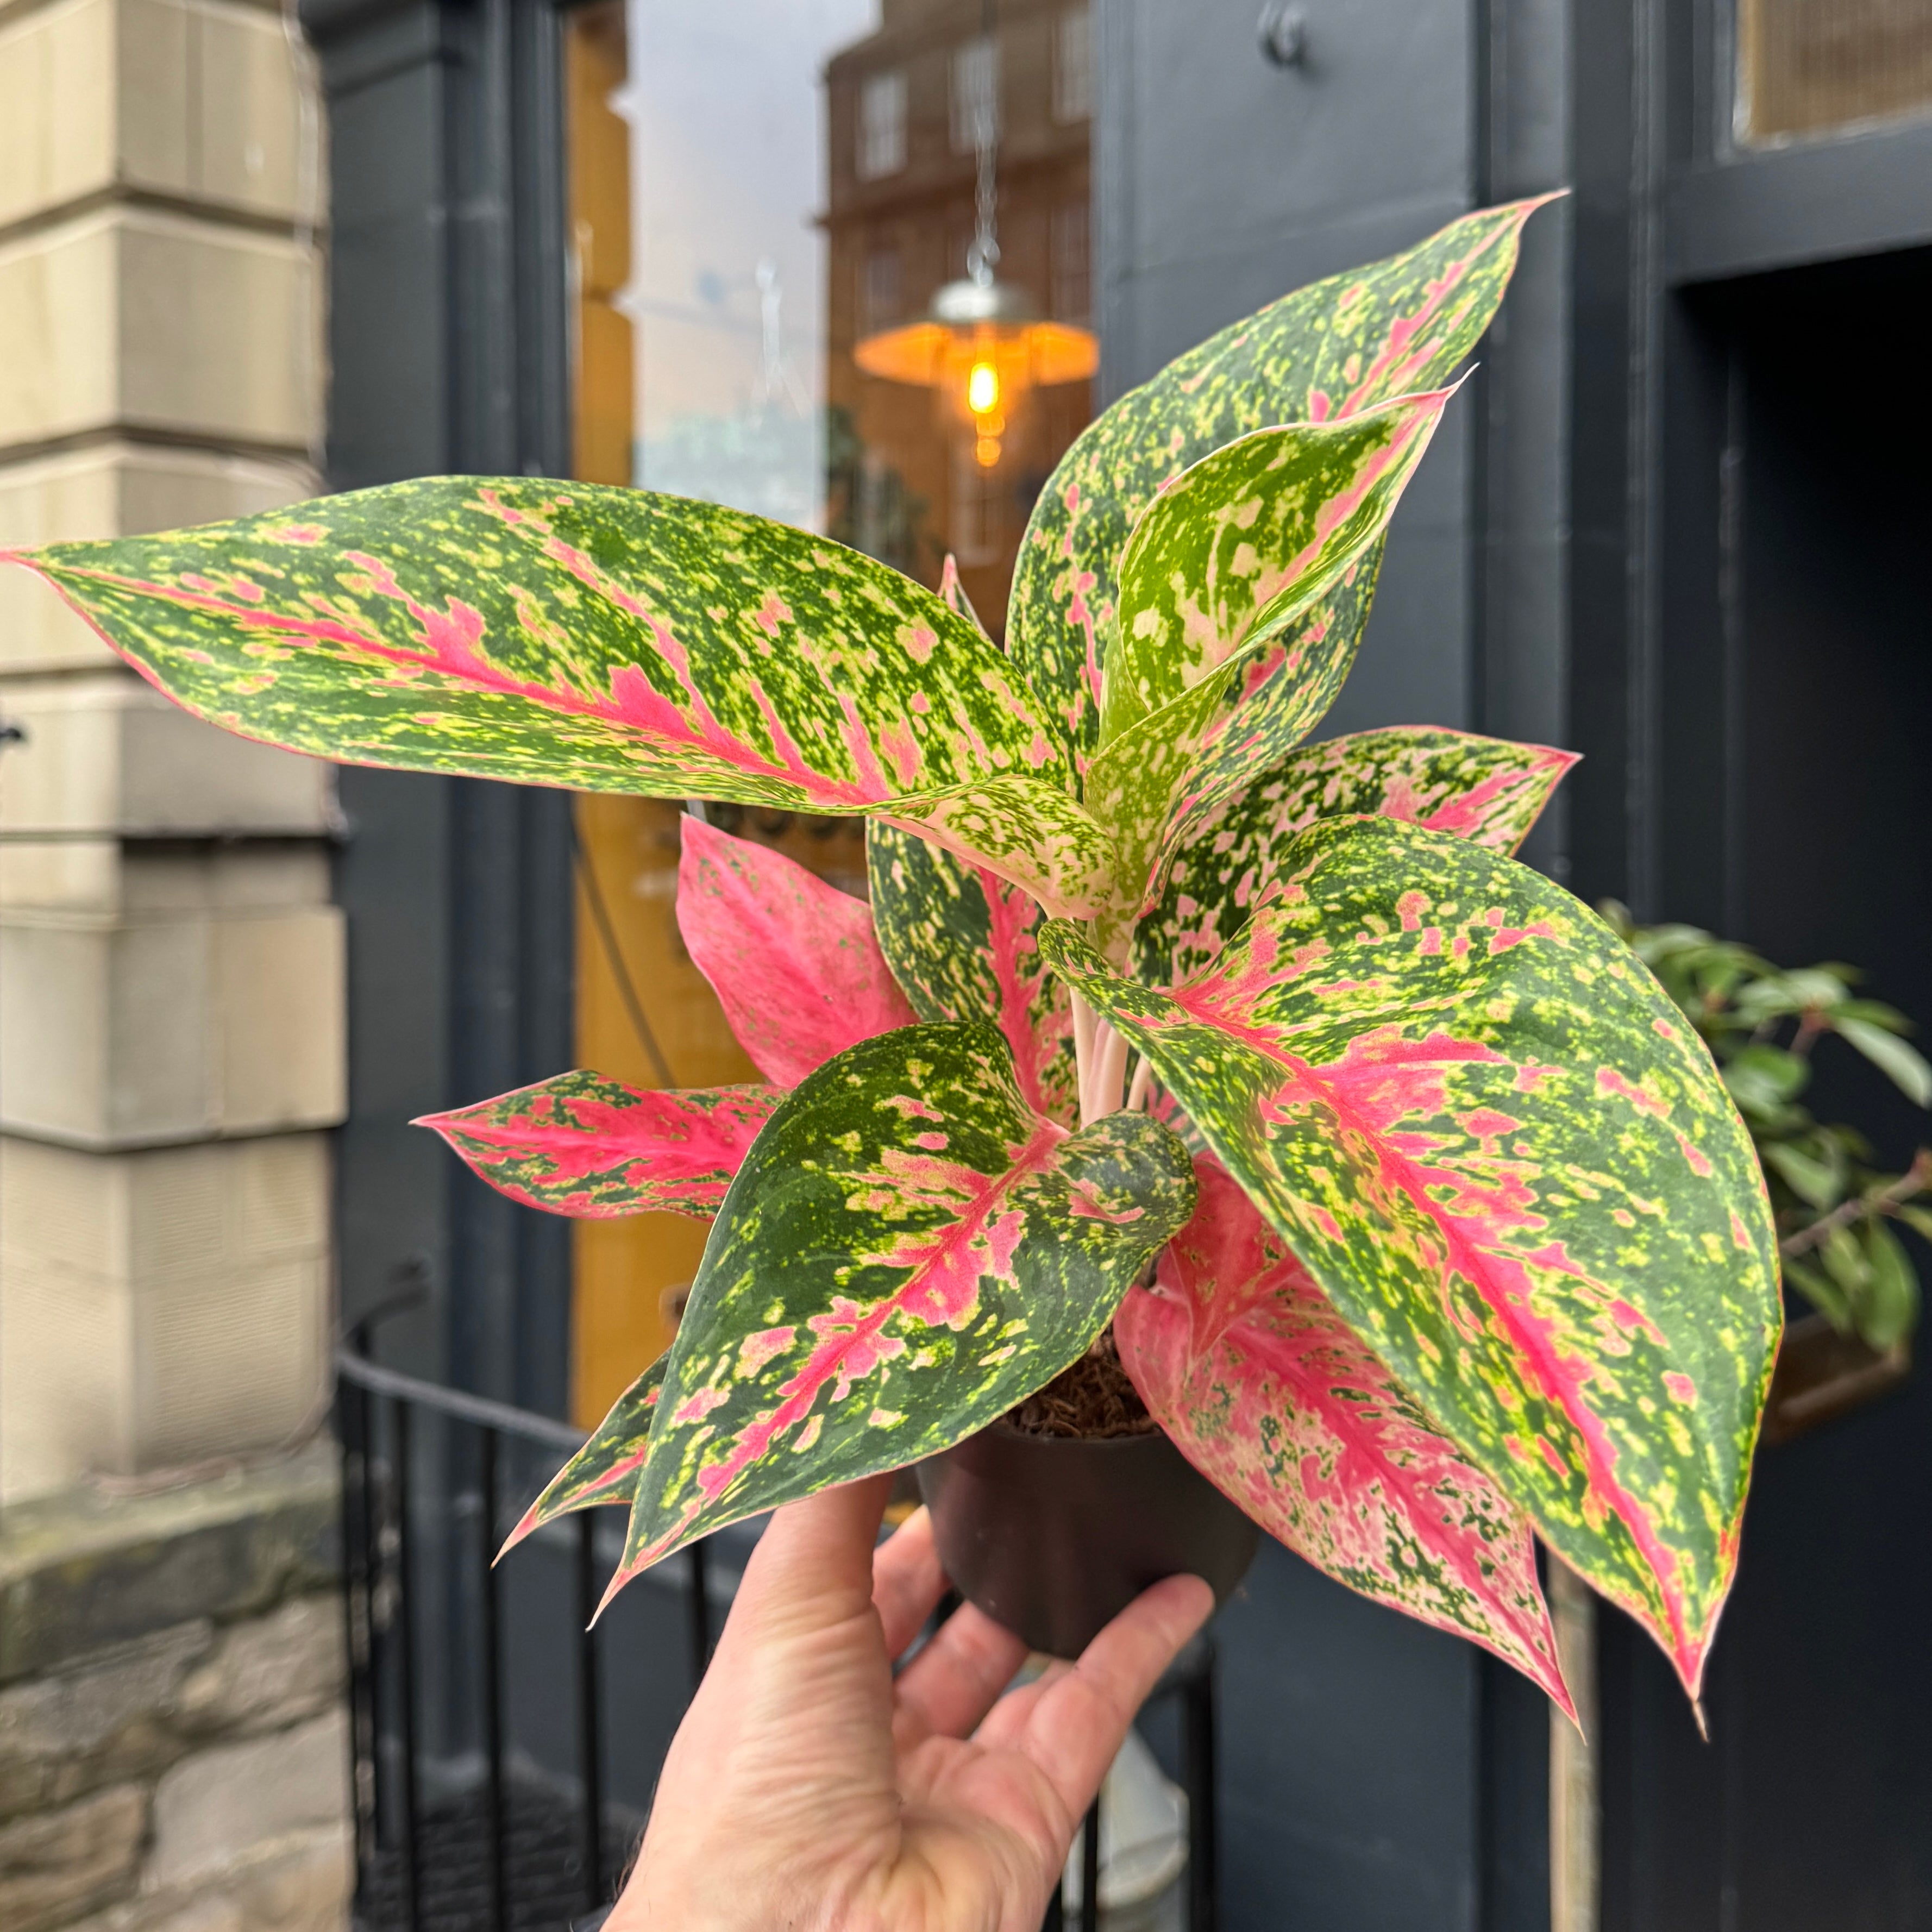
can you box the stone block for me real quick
[0,838,334,925]
[0,441,318,675]
[146,1709,347,1891]
[0,1783,147,1932]
[0,1138,333,1495]
[0,1440,338,1682]
[171,1596,342,1742]
[0,673,333,841]
[0,0,320,233]
[0,1623,210,1820]
[66,1826,350,1932]
[0,903,345,1145]
[0,208,321,453]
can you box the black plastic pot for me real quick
[916,1421,1260,1659]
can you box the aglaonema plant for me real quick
[4,197,1781,1719]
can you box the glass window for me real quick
[559,0,1096,1426]
[858,68,908,178]
[1055,6,1093,123]
[1737,0,1932,143]
[951,36,1000,153]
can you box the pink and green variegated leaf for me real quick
[1100,392,1454,745]
[1116,1155,1572,1715]
[937,553,992,642]
[885,775,1119,921]
[1040,816,1781,1699]
[1012,197,1554,762]
[1139,727,1579,986]
[416,1070,779,1218]
[865,820,1077,1126]
[601,1022,1195,1600]
[501,1357,666,1552]
[1080,395,1452,942]
[677,814,914,1088]
[7,476,1070,816]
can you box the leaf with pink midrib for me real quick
[1041,815,1780,1699]
[597,1023,1195,1601]
[1116,1155,1573,1714]
[8,477,1072,823]
[1139,726,1578,987]
[867,820,1077,1126]
[678,816,915,1088]
[500,1356,666,1554]
[416,1070,779,1218]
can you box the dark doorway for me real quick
[1602,242,1932,1932]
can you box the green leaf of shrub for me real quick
[1040,815,1780,1699]
[1858,1221,1919,1352]
[607,1023,1195,1593]
[1835,1015,1932,1108]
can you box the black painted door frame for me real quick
[300,0,578,1414]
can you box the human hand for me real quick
[607,1473,1214,1932]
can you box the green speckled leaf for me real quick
[1040,816,1780,1698]
[886,775,1119,921]
[1012,197,1554,761]
[1102,394,1452,745]
[9,478,1077,879]
[416,1071,779,1218]
[1140,726,1579,984]
[501,1357,666,1551]
[1082,393,1451,933]
[1117,1154,1572,1714]
[605,1022,1195,1598]
[867,821,1077,1127]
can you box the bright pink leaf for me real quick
[416,1070,779,1218]
[678,815,917,1087]
[1117,1156,1573,1714]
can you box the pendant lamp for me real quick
[853,4,1098,467]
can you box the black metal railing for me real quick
[336,1350,1219,1932]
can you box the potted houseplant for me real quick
[1602,907,1928,1441]
[4,198,1782,1720]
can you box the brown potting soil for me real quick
[1003,1328,1158,1439]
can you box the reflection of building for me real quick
[825,0,1093,635]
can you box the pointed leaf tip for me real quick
[417,1070,778,1218]
[1045,814,1779,1699]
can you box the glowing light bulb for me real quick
[966,360,1000,416]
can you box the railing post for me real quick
[389,1397,424,1932]
[1183,1640,1219,1932]
[575,1513,606,1912]
[479,1426,509,1932]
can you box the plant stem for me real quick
[1778,1150,1932,1259]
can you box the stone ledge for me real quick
[0,1442,338,1685]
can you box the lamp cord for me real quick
[967,0,1001,285]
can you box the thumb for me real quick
[723,1473,896,1647]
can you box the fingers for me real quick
[1018,1575,1214,1820]
[872,1506,948,1660]
[892,1599,1028,1746]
